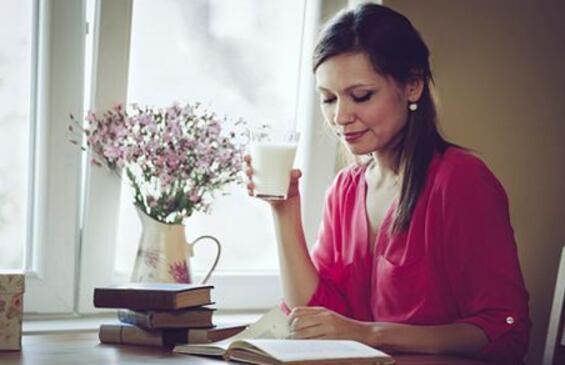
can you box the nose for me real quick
[333,99,355,126]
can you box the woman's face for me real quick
[315,52,421,156]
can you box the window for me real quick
[0,0,33,271]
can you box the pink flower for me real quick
[86,111,97,123]
[146,195,158,209]
[165,152,180,169]
[168,261,190,283]
[11,294,21,310]
[102,144,122,161]
[190,192,201,203]
[71,102,247,224]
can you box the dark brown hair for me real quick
[313,3,453,233]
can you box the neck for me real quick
[368,149,401,189]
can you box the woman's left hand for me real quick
[288,306,370,342]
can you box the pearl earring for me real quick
[409,102,418,112]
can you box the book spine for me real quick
[98,324,165,347]
[117,310,153,329]
[99,324,190,347]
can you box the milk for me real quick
[250,142,297,199]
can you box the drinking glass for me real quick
[249,128,300,200]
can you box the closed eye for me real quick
[352,91,374,103]
[321,96,336,104]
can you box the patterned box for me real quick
[0,273,24,350]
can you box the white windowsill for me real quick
[23,310,263,335]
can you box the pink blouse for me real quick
[302,148,530,364]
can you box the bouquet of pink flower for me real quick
[70,102,246,224]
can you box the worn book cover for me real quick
[117,306,215,329]
[93,283,213,310]
[98,323,248,347]
[98,323,187,347]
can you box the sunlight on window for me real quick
[0,1,32,270]
[114,0,305,276]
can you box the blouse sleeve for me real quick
[439,157,531,364]
[306,172,352,316]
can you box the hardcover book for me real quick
[99,324,187,347]
[98,323,247,347]
[117,306,215,329]
[174,307,393,365]
[93,283,213,310]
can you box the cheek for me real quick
[364,99,407,131]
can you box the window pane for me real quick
[0,0,32,270]
[115,0,305,276]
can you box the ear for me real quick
[405,76,424,103]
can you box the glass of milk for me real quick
[249,128,300,200]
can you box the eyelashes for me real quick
[320,91,374,104]
[352,91,373,102]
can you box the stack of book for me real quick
[93,282,247,348]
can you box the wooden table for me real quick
[0,332,494,365]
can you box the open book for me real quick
[173,307,393,365]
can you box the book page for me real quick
[173,307,289,356]
[240,339,392,362]
[229,306,290,340]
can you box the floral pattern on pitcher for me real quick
[168,261,190,283]
[138,248,162,269]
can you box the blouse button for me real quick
[506,316,515,325]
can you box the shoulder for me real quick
[435,147,498,187]
[331,163,367,192]
[323,163,367,205]
[432,147,508,205]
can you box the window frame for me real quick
[77,0,134,313]
[24,0,85,314]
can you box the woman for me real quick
[245,3,530,364]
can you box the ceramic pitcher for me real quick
[130,207,221,284]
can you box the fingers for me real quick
[288,307,329,339]
[290,317,319,334]
[243,154,251,164]
[288,307,325,327]
[289,324,326,340]
[288,306,325,319]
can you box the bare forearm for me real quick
[271,196,319,308]
[363,322,488,356]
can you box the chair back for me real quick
[543,246,565,365]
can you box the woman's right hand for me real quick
[244,154,302,207]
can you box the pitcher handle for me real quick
[190,235,222,285]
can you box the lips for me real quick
[342,129,369,142]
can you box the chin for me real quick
[344,140,382,156]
